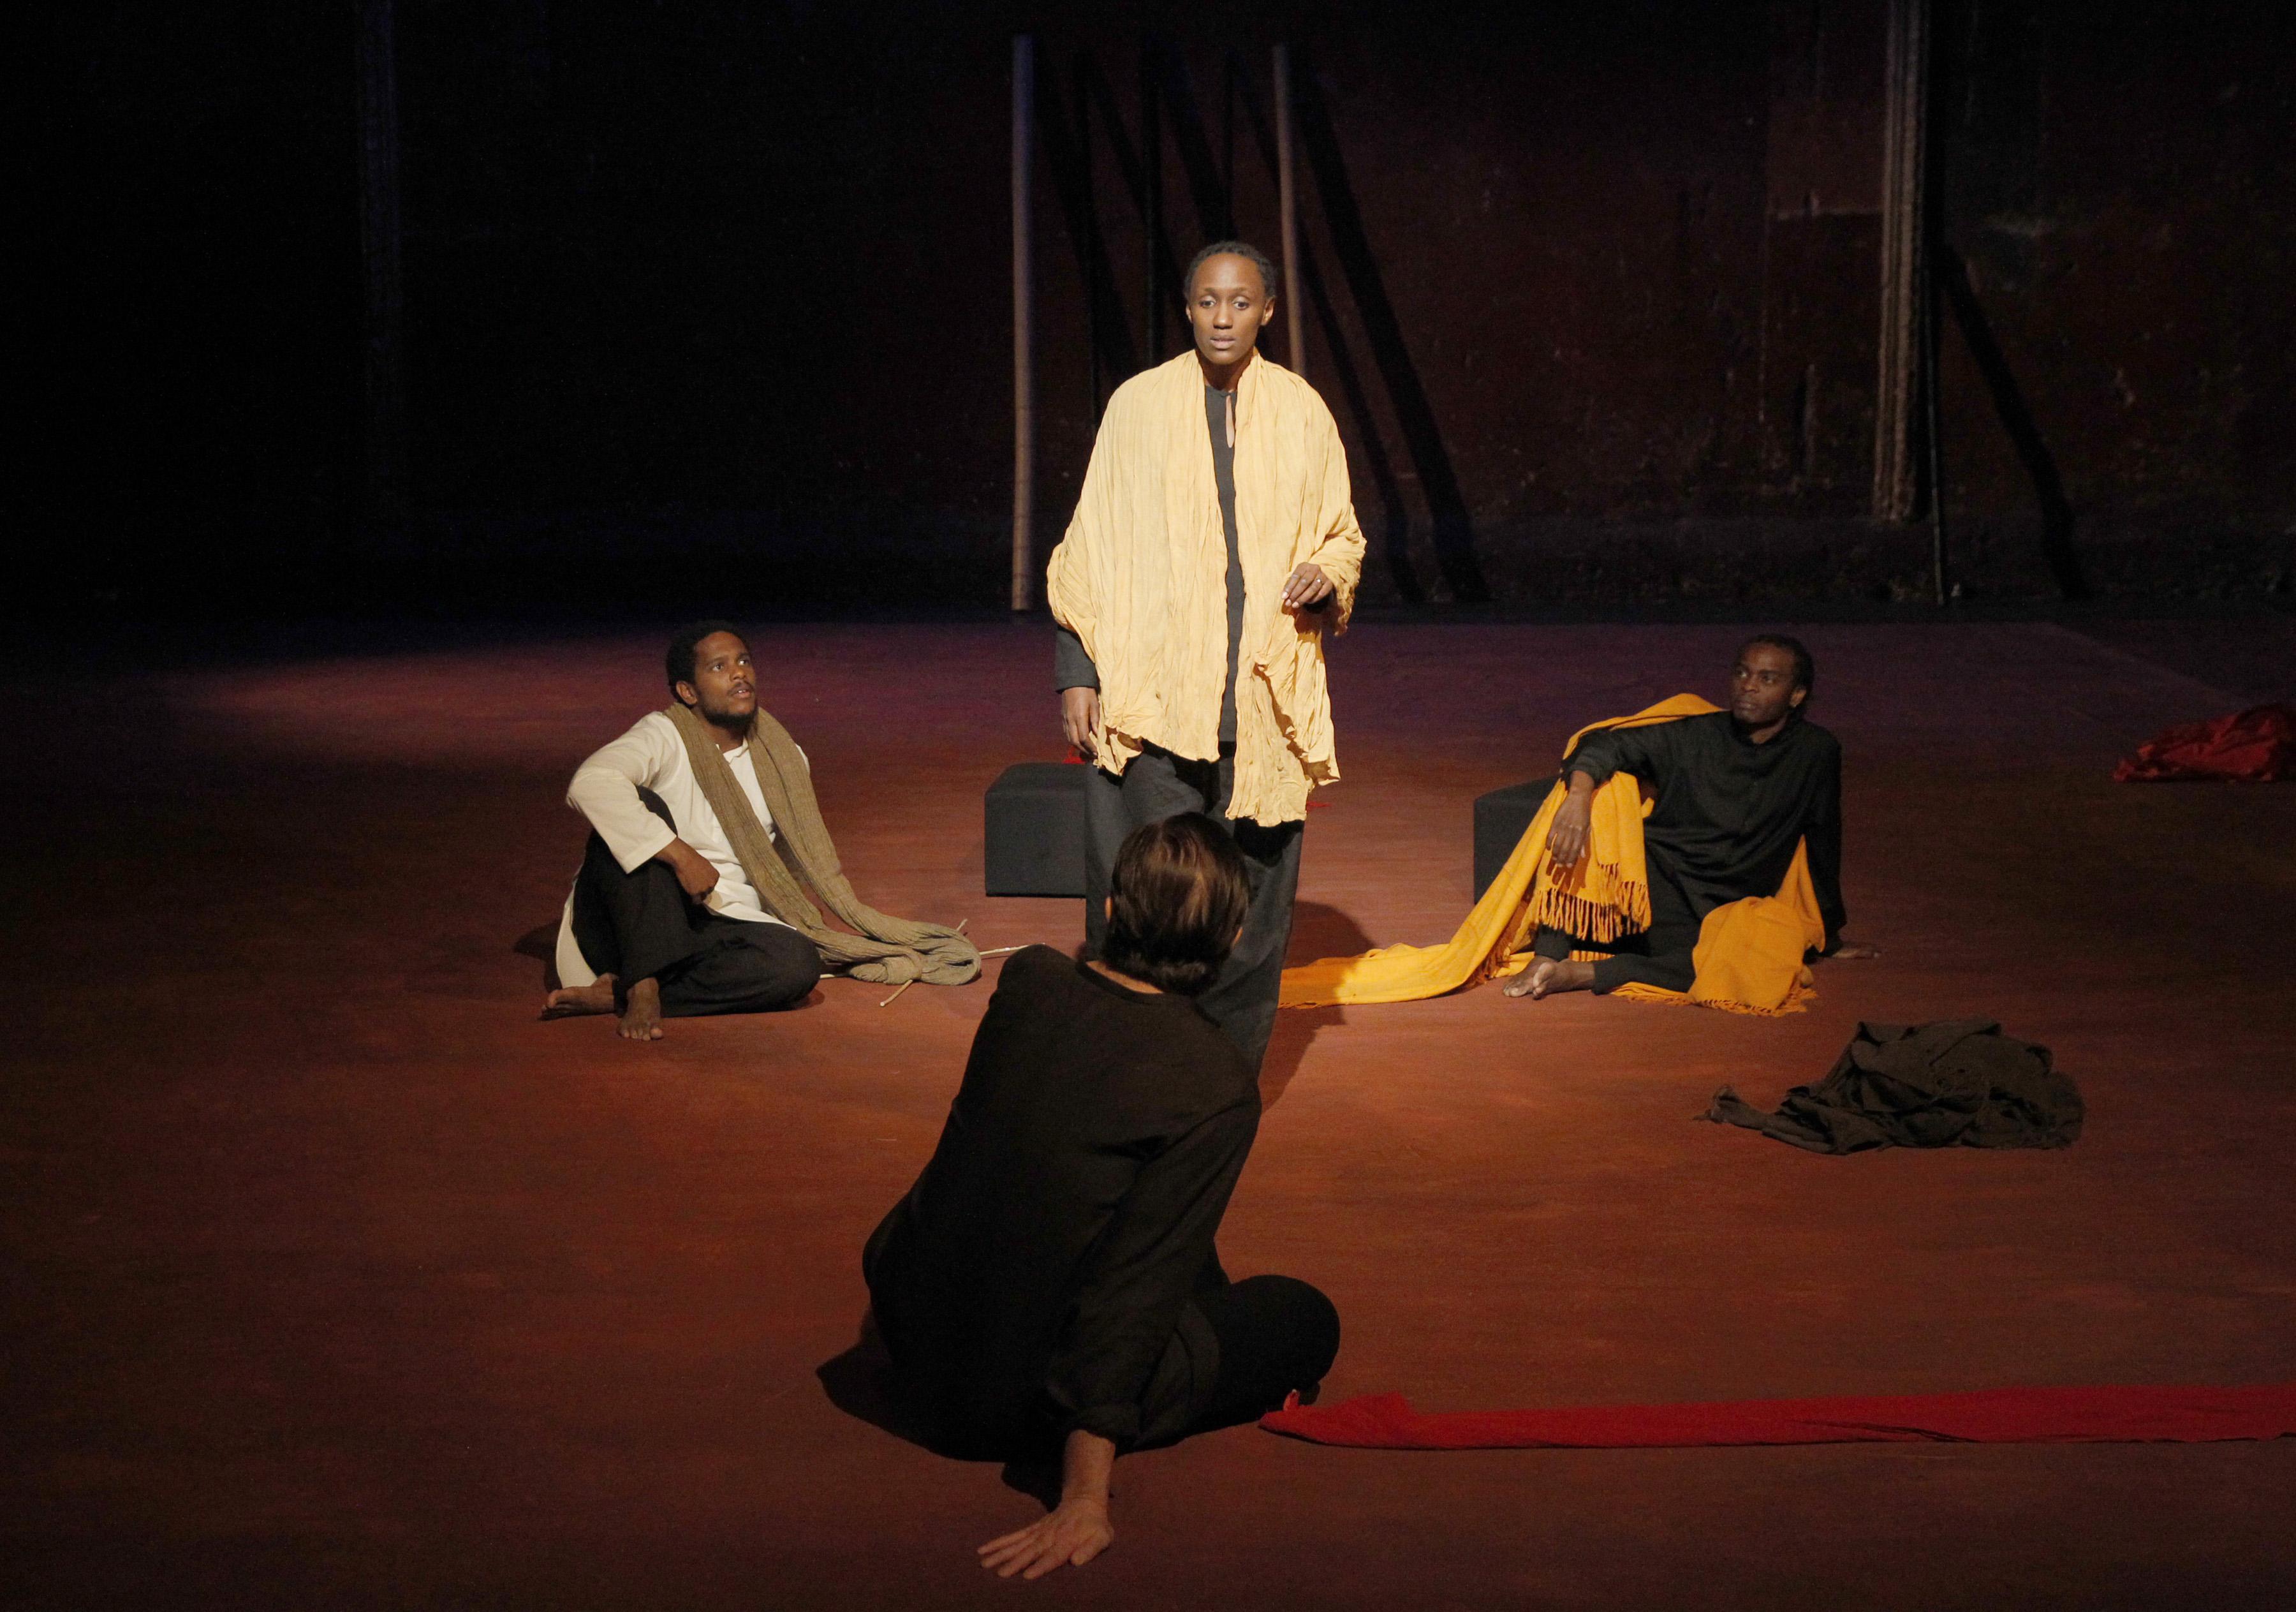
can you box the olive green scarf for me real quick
[666,703,980,987]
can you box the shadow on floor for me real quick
[512,920,564,996]
[815,1313,934,1449]
[815,1312,1059,1506]
[1265,901,1373,1109]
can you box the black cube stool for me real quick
[985,762,1091,897]
[1472,775,1558,899]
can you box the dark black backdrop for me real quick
[20,1,2296,621]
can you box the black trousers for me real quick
[569,795,820,1016]
[861,1214,1339,1461]
[1082,745,1304,1072]
[871,1276,1339,1462]
[1162,1273,1342,1441]
[1533,858,1702,994]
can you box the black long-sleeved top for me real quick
[1564,711,1848,950]
[864,945,1258,1453]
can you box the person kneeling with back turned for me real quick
[863,814,1340,1579]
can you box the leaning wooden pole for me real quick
[1011,36,1036,611]
[1272,44,1305,381]
[1924,239,1950,605]
[1873,0,1931,526]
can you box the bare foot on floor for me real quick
[1503,958,1596,999]
[542,975,619,1019]
[617,977,665,1042]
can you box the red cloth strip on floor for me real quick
[2113,702,2296,781]
[1260,1384,2296,1449]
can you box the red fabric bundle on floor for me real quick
[2113,703,2296,781]
[1260,1383,2296,1449]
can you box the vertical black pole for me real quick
[1924,257,1950,604]
[1079,52,1102,421]
[1141,38,1161,362]
[1221,51,1237,237]
[1012,36,1036,611]
[355,0,406,533]
[1274,44,1304,380]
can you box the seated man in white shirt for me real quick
[543,621,823,1041]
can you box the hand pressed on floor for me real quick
[980,1428,1117,1579]
[1503,958,1596,999]
[977,1497,1114,1580]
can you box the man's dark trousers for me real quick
[569,794,821,1014]
[1531,857,1702,994]
[1082,745,1302,1071]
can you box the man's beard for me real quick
[699,692,754,728]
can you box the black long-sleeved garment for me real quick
[1565,711,1848,950]
[864,945,1258,1454]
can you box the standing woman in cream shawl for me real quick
[1047,241,1365,1071]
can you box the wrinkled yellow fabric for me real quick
[1046,350,1365,827]
[1277,696,1712,1005]
[1279,693,1823,1014]
[1606,843,1825,1016]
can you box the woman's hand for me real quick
[1061,686,1101,762]
[1281,563,1335,610]
[980,1428,1117,1579]
[978,1497,1115,1580]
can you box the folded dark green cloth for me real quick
[1707,1019,2082,1153]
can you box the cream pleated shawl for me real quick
[1047,350,1366,826]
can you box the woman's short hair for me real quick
[1101,814,1253,997]
[1184,239,1280,302]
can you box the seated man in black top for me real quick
[1506,634,1878,1000]
[864,814,1340,1580]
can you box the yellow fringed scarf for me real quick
[1278,694,1824,1015]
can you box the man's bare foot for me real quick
[1503,958,1596,999]
[542,975,618,1019]
[618,977,665,1042]
[1827,942,1882,961]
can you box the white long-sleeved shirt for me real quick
[554,711,803,986]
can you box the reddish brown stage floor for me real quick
[6,616,2294,1609]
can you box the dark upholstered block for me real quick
[1473,776,1558,900]
[985,762,1090,898]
